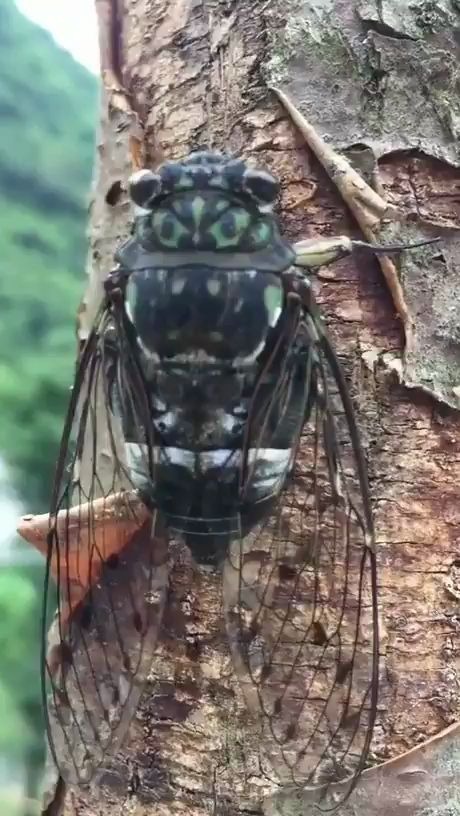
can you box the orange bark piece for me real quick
[17,492,152,617]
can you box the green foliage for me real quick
[0,568,38,753]
[0,680,33,757]
[0,559,46,808]
[0,566,41,708]
[0,0,98,509]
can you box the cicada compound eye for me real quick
[129,169,162,209]
[242,169,279,205]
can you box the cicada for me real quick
[42,151,436,804]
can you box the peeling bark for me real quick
[46,1,460,814]
[265,0,460,407]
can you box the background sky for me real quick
[15,0,99,72]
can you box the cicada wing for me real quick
[46,512,168,785]
[223,305,379,803]
[43,298,166,785]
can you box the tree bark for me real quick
[55,0,460,814]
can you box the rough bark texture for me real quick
[57,1,459,814]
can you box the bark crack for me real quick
[95,0,146,168]
[109,0,124,88]
[95,0,125,93]
[359,18,417,41]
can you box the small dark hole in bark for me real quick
[105,180,123,206]
[336,659,353,685]
[185,637,202,660]
[249,619,260,637]
[435,402,452,420]
[112,686,120,705]
[129,770,141,796]
[452,558,460,568]
[346,142,370,152]
[278,563,297,581]
[80,603,93,629]
[260,663,272,682]
[123,654,132,671]
[133,611,144,632]
[311,621,328,645]
[237,627,252,647]
[285,722,297,741]
[59,642,73,666]
[273,697,282,715]
[55,688,71,708]
[340,710,360,731]
[43,775,66,816]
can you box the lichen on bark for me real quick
[265,0,460,408]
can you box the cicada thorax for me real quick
[113,152,310,562]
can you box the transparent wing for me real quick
[224,293,379,805]
[43,296,169,785]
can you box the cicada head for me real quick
[118,151,295,273]
[113,153,294,365]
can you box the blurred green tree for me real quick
[0,1,98,811]
[0,0,97,510]
[0,563,43,813]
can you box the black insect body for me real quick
[45,150,410,803]
[112,155,309,562]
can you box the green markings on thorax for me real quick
[148,192,274,252]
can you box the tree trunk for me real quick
[53,0,460,814]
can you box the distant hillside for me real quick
[0,0,98,506]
